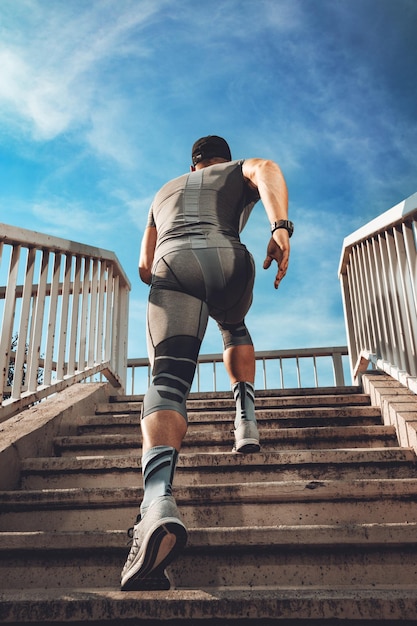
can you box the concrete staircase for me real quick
[1,379,417,624]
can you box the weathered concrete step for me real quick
[2,478,417,531]
[19,447,417,489]
[54,425,398,456]
[78,405,383,434]
[96,393,372,416]
[170,526,417,591]
[1,586,417,623]
[112,385,363,403]
[1,523,416,590]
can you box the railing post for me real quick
[332,352,345,387]
[12,248,36,400]
[0,245,20,402]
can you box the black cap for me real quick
[191,135,232,165]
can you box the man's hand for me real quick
[263,231,290,289]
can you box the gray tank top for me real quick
[147,159,260,261]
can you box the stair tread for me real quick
[3,477,417,507]
[20,447,417,472]
[111,386,363,403]
[1,585,417,622]
[1,522,417,550]
[56,424,397,447]
[95,394,372,415]
[79,406,382,430]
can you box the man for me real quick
[121,135,292,591]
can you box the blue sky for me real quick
[1,0,416,359]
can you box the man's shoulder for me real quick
[155,171,189,197]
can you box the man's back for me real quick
[149,160,259,258]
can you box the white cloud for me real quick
[86,100,141,167]
[125,196,154,229]
[0,44,87,140]
[0,0,166,142]
[32,201,113,237]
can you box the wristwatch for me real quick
[271,220,294,238]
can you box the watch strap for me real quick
[271,220,294,237]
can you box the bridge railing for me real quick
[339,191,417,393]
[126,345,350,395]
[0,223,130,421]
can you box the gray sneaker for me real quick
[121,495,188,591]
[233,419,260,453]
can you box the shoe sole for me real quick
[121,519,187,591]
[233,438,261,454]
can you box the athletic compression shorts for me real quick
[142,246,255,421]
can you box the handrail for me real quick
[338,192,417,392]
[126,346,349,395]
[0,223,131,421]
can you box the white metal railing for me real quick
[126,346,349,395]
[0,223,130,421]
[339,191,417,392]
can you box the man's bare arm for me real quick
[139,226,157,285]
[242,158,290,289]
[242,158,288,223]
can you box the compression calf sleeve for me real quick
[233,381,255,429]
[140,445,178,516]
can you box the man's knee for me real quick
[142,384,188,423]
[218,321,253,350]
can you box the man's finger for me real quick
[263,255,273,269]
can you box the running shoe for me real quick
[120,495,188,591]
[233,419,260,453]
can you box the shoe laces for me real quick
[126,512,141,545]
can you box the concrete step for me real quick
[53,425,399,456]
[111,385,363,402]
[1,523,416,590]
[2,478,417,532]
[78,405,383,435]
[18,447,417,489]
[95,392,373,417]
[1,585,417,623]
[105,386,365,407]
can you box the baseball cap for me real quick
[191,135,232,165]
